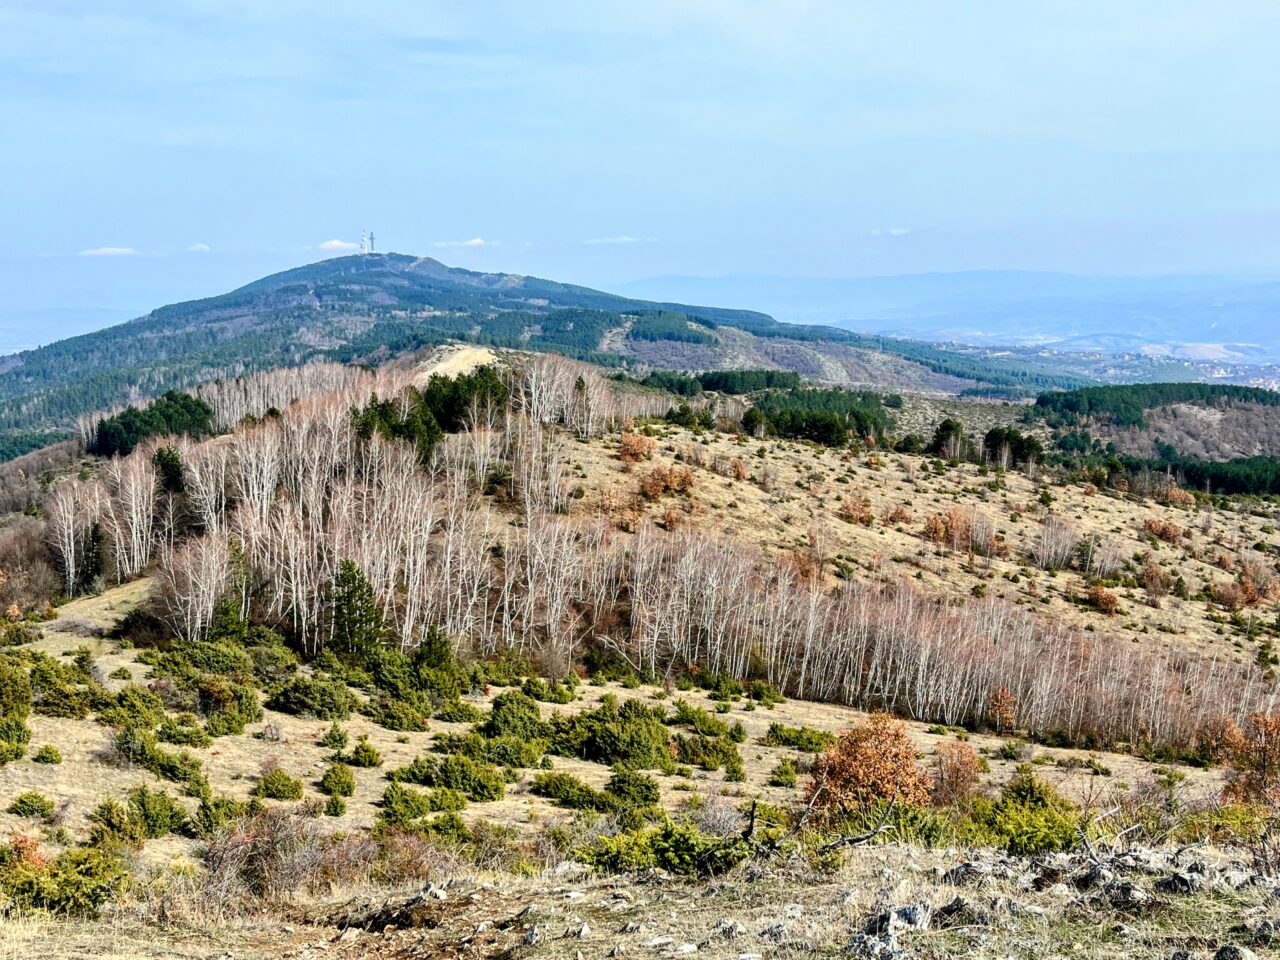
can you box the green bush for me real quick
[139,635,252,677]
[532,772,613,811]
[191,794,251,838]
[0,712,30,764]
[435,755,503,802]
[319,763,356,798]
[157,713,212,747]
[768,758,798,787]
[378,782,468,827]
[266,675,355,720]
[127,785,187,838]
[701,673,744,703]
[437,699,485,723]
[243,635,300,687]
[111,727,205,790]
[673,734,742,772]
[998,738,1030,761]
[7,791,54,819]
[28,655,100,719]
[433,732,545,768]
[413,811,472,843]
[324,795,346,817]
[479,690,549,740]
[847,798,955,848]
[606,768,661,807]
[253,768,304,801]
[320,722,349,751]
[31,743,62,764]
[0,844,129,916]
[667,699,729,737]
[0,660,32,717]
[348,736,382,768]
[386,754,503,802]
[760,722,835,753]
[0,621,40,647]
[198,677,263,736]
[746,680,785,706]
[532,768,661,815]
[972,765,1081,856]
[522,676,575,704]
[584,821,749,877]
[96,684,165,729]
[87,797,146,848]
[548,695,673,770]
[366,696,431,732]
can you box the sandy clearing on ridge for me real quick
[415,345,500,380]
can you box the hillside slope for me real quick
[0,254,1090,456]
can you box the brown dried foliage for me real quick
[1223,712,1280,806]
[1143,518,1184,544]
[637,466,696,501]
[987,687,1017,734]
[930,741,983,807]
[807,713,931,819]
[836,493,874,526]
[1086,583,1120,616]
[618,432,655,465]
[1138,555,1171,598]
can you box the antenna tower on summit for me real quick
[368,231,375,253]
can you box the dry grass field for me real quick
[1,583,1226,865]
[3,382,1279,959]
[569,424,1280,666]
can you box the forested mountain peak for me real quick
[0,253,1094,461]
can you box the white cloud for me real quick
[433,237,493,248]
[78,246,137,257]
[868,227,912,238]
[585,235,656,245]
[319,238,361,251]
[187,242,211,253]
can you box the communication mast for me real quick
[368,231,375,254]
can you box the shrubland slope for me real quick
[0,350,1278,959]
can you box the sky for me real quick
[3,1,1280,350]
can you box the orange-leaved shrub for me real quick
[806,713,931,821]
[637,466,695,501]
[1142,517,1184,544]
[1223,712,1280,806]
[1086,583,1119,616]
[930,741,982,807]
[618,433,655,465]
[986,686,1017,734]
[836,494,873,526]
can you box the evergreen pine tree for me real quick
[330,559,386,659]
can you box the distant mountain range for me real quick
[615,271,1280,359]
[0,254,1099,459]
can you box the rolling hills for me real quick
[1,346,1278,960]
[0,253,1095,459]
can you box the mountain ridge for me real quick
[0,253,1095,459]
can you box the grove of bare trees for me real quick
[40,356,1280,756]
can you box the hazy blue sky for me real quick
[3,1,1280,347]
